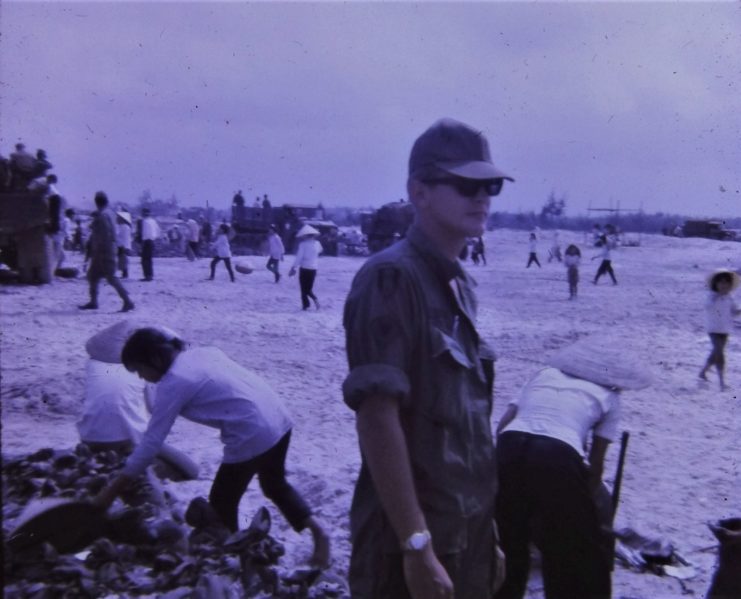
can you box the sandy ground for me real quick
[1,229,739,598]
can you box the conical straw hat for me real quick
[296,224,320,239]
[85,321,180,363]
[547,338,653,391]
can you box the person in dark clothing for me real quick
[79,192,134,312]
[343,118,513,599]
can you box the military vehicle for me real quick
[230,201,339,256]
[360,200,415,253]
[0,189,54,283]
[681,220,736,241]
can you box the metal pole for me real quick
[612,431,630,518]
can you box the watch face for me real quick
[409,531,429,550]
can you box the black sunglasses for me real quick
[423,177,504,197]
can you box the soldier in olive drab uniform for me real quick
[342,118,514,599]
[79,192,134,312]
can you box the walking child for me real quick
[564,243,581,299]
[209,224,235,282]
[93,328,331,568]
[699,269,741,391]
[526,232,541,268]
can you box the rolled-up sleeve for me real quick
[342,262,417,411]
[594,391,621,441]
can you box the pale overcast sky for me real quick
[1,1,739,217]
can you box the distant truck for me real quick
[681,220,736,241]
[231,202,339,256]
[0,189,54,284]
[360,200,415,253]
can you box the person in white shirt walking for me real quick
[116,211,133,279]
[209,223,235,282]
[93,327,331,569]
[266,226,285,283]
[139,208,160,281]
[289,224,323,310]
[699,269,741,391]
[185,218,200,260]
[592,235,617,285]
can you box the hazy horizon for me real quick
[1,1,739,219]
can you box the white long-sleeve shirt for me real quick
[123,347,292,477]
[564,254,580,268]
[141,216,160,241]
[212,233,232,258]
[706,292,740,334]
[268,232,285,260]
[502,367,620,458]
[292,238,323,270]
[77,361,152,443]
[116,223,132,250]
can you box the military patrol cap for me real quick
[409,118,514,181]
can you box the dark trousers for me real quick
[88,271,132,307]
[141,239,154,280]
[266,257,280,282]
[594,260,617,284]
[210,257,235,281]
[186,241,199,260]
[568,266,579,298]
[349,509,498,599]
[705,333,728,370]
[299,267,318,309]
[495,432,611,599]
[526,253,541,268]
[117,246,129,278]
[208,431,311,532]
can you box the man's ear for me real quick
[407,179,428,210]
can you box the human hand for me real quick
[91,474,130,510]
[289,267,296,277]
[492,543,506,594]
[403,547,454,599]
[91,485,117,510]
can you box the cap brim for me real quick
[438,160,515,181]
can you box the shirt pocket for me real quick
[424,327,475,424]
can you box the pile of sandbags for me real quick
[2,445,346,598]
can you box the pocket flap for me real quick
[431,328,474,369]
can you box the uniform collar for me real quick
[406,225,476,288]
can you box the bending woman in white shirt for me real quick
[94,328,330,568]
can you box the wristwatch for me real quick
[402,529,431,552]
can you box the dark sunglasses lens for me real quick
[453,179,480,197]
[486,179,503,196]
[455,178,503,197]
